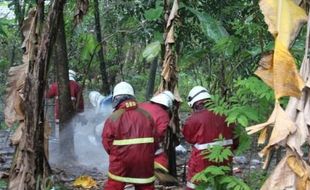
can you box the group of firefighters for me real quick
[47,70,238,190]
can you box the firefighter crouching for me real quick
[140,91,175,173]
[102,81,156,190]
[183,86,238,190]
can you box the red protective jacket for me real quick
[102,99,156,184]
[46,80,84,121]
[139,102,170,172]
[182,109,238,187]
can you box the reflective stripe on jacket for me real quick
[102,99,156,183]
[46,80,84,120]
[139,102,170,172]
[182,109,238,183]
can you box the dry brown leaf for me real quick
[286,112,309,156]
[10,122,24,145]
[260,102,296,157]
[255,53,274,89]
[247,102,296,158]
[304,92,310,126]
[286,96,299,120]
[21,8,36,50]
[255,41,304,99]
[246,103,277,135]
[166,0,179,29]
[258,127,268,145]
[73,175,97,189]
[259,0,307,48]
[161,50,177,82]
[287,154,310,190]
[261,153,297,190]
[74,0,89,26]
[166,24,175,44]
[257,0,306,100]
[273,40,304,99]
[4,63,28,127]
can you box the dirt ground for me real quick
[0,124,264,190]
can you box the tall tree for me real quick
[158,0,180,177]
[94,0,110,94]
[55,11,75,124]
[54,9,77,161]
[7,0,66,188]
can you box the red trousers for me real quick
[104,178,154,190]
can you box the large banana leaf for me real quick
[186,6,229,42]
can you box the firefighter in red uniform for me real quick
[183,86,238,189]
[46,70,84,123]
[139,91,175,173]
[102,81,156,190]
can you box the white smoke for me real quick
[48,100,113,174]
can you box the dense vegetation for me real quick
[0,0,307,189]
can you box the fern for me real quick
[204,145,233,163]
[220,176,251,190]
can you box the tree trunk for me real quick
[8,0,66,189]
[54,10,77,162]
[55,11,75,124]
[94,0,110,94]
[159,0,180,178]
[145,57,158,99]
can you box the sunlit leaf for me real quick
[142,41,161,62]
[80,34,98,61]
[237,115,248,127]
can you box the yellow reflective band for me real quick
[108,172,156,184]
[125,101,136,108]
[154,162,169,173]
[113,137,154,146]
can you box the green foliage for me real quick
[204,144,233,163]
[0,179,7,189]
[179,49,207,70]
[194,165,250,190]
[192,135,250,190]
[185,6,229,42]
[220,176,251,190]
[142,41,161,62]
[0,22,8,37]
[144,4,163,21]
[212,36,240,57]
[244,169,268,190]
[206,77,274,155]
[79,33,99,61]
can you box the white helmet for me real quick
[113,81,134,98]
[69,70,76,81]
[150,90,175,108]
[187,86,211,107]
[89,91,105,107]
